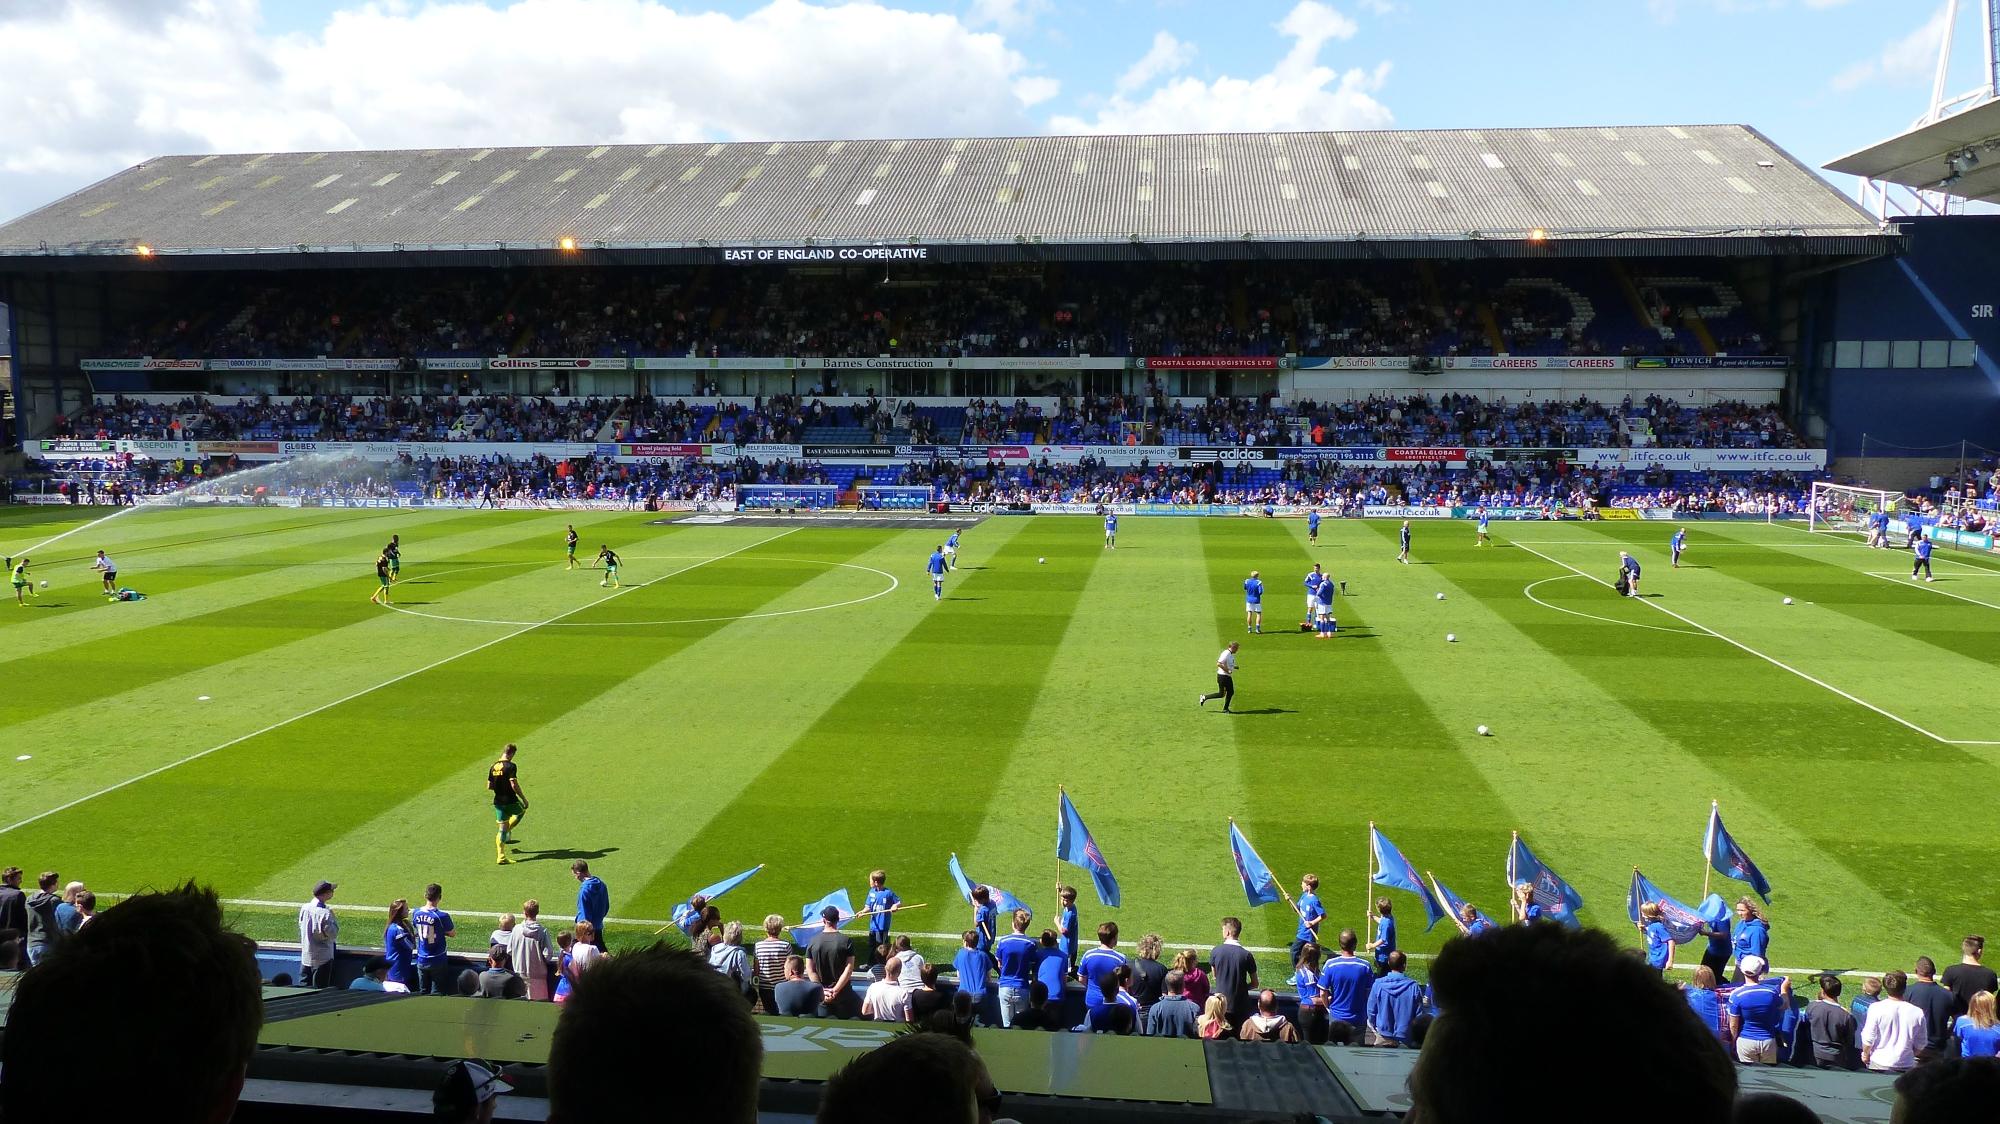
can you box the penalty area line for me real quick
[0,529,798,838]
[1510,540,1962,747]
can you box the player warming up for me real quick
[928,545,947,601]
[385,535,402,583]
[1671,528,1687,569]
[369,552,392,605]
[944,529,961,571]
[1307,509,1321,546]
[1104,512,1118,549]
[1618,551,1642,596]
[10,557,33,606]
[92,550,118,598]
[596,546,621,588]
[1198,642,1240,712]
[1243,570,1264,634]
[1398,520,1412,564]
[1475,507,1491,546]
[565,525,580,569]
[1912,532,1934,582]
[488,743,528,864]
[1314,569,1337,638]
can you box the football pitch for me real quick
[4,503,1997,976]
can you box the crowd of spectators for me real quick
[87,261,1779,363]
[50,392,1810,455]
[7,868,1999,1124]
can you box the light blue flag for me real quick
[1057,790,1121,907]
[1369,825,1447,931]
[1704,802,1772,904]
[1427,872,1496,932]
[947,853,1030,917]
[1228,819,1282,907]
[1506,834,1584,928]
[670,864,765,931]
[1626,869,1716,945]
[790,887,855,947]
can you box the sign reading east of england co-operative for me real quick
[718,246,932,264]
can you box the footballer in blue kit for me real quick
[1671,528,1687,569]
[1913,533,1934,581]
[1243,570,1264,634]
[944,529,961,571]
[927,547,947,600]
[1307,509,1321,545]
[1313,572,1337,638]
[1304,564,1326,621]
[1104,513,1118,548]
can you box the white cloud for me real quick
[0,0,1060,222]
[966,0,1050,32]
[1115,30,1196,96]
[1051,1,1391,135]
[1831,5,1948,92]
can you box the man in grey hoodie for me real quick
[24,872,62,967]
[505,899,557,1001]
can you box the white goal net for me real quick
[1808,481,1899,536]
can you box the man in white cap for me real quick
[298,880,339,988]
[1726,954,1789,1065]
[434,1059,512,1123]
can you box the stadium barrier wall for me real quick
[79,354,1790,373]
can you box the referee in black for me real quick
[1198,642,1240,712]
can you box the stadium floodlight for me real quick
[1528,227,1549,244]
[133,244,153,257]
[558,236,577,252]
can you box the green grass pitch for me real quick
[4,503,1997,981]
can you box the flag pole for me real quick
[1700,800,1714,899]
[1057,786,1064,903]
[1365,821,1376,931]
[1509,830,1521,923]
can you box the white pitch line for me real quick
[1509,540,1961,746]
[1521,575,1708,636]
[0,529,798,838]
[1861,571,2000,611]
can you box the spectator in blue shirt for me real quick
[952,930,993,1027]
[1290,874,1324,969]
[1077,922,1128,1012]
[862,869,900,969]
[383,898,417,993]
[1955,992,2000,1057]
[1365,951,1423,1047]
[1731,899,1770,983]
[993,911,1040,1028]
[1318,929,1374,1030]
[1728,955,1791,1065]
[1683,966,1726,1043]
[572,860,608,948]
[412,883,456,996]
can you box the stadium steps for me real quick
[1609,259,1664,338]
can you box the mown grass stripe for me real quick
[624,516,1100,927]
[247,528,942,908]
[0,527,829,892]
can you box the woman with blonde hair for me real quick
[1511,882,1543,924]
[1173,948,1210,1010]
[1639,902,1674,975]
[1196,994,1229,1040]
[1955,991,2000,1057]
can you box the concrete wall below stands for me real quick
[1826,456,1971,491]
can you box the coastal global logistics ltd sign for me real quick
[718,246,933,263]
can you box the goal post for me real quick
[1808,482,1899,536]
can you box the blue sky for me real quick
[0,0,1985,222]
